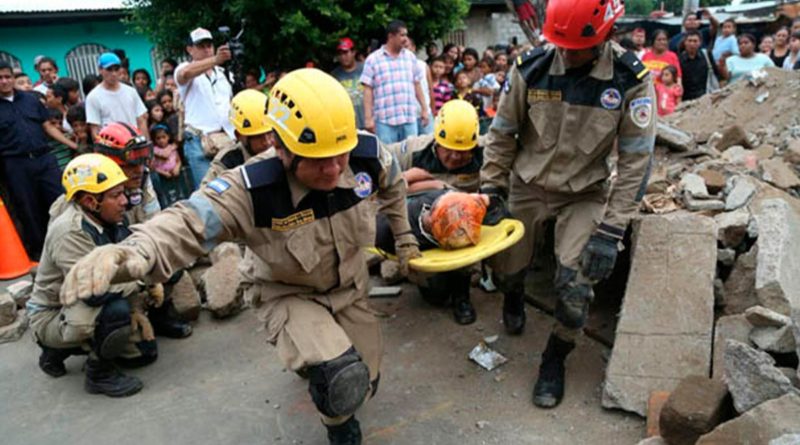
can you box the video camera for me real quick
[218,19,246,93]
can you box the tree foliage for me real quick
[124,0,470,70]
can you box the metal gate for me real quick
[65,43,109,98]
[0,51,22,72]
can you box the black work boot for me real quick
[149,301,192,339]
[84,357,143,397]
[38,345,84,378]
[115,340,158,369]
[326,416,362,445]
[532,334,575,408]
[502,291,526,335]
[452,292,477,325]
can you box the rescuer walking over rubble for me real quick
[383,99,508,326]
[481,0,656,408]
[60,68,418,445]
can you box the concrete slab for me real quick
[0,281,644,445]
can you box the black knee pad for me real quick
[553,264,593,329]
[307,347,370,418]
[94,295,132,360]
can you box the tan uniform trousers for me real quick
[30,300,146,359]
[247,281,382,426]
[489,174,606,341]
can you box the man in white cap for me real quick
[175,27,236,189]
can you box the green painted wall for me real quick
[0,18,157,87]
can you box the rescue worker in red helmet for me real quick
[481,0,656,408]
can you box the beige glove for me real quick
[147,283,165,308]
[61,245,151,307]
[394,232,421,277]
[131,309,156,341]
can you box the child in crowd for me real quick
[495,53,509,73]
[14,73,32,91]
[473,57,501,113]
[430,56,455,115]
[146,100,165,129]
[148,124,188,208]
[66,105,91,154]
[454,71,483,116]
[712,19,740,61]
[156,90,181,138]
[460,48,482,85]
[443,54,456,83]
[46,108,76,171]
[783,31,800,70]
[655,65,683,116]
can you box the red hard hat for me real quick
[543,0,625,50]
[94,122,153,166]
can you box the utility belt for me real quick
[185,125,234,159]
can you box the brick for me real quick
[659,375,731,445]
[647,391,671,437]
[697,393,800,445]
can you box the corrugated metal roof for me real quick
[0,0,126,14]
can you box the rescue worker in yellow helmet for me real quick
[382,100,514,327]
[27,154,159,397]
[201,89,275,186]
[60,68,418,445]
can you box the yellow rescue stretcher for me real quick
[369,219,525,273]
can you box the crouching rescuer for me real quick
[27,154,164,397]
[59,68,419,445]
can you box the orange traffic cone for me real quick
[0,197,37,279]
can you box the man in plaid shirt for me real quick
[361,20,430,144]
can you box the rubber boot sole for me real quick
[85,376,144,398]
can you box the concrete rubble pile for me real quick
[622,68,800,443]
[0,285,29,344]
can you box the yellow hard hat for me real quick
[265,68,357,158]
[229,89,272,136]
[62,153,128,201]
[434,100,479,151]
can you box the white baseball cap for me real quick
[190,27,213,44]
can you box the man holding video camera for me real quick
[175,27,236,189]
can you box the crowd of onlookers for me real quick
[621,12,800,116]
[4,13,800,261]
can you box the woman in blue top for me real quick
[722,34,775,82]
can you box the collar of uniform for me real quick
[286,166,358,208]
[75,203,107,234]
[549,41,614,81]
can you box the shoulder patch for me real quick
[241,157,285,190]
[351,133,379,159]
[220,149,246,169]
[207,178,231,195]
[616,51,649,81]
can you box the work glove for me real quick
[480,186,511,226]
[394,232,421,277]
[579,224,623,282]
[147,283,165,308]
[129,291,157,341]
[61,244,151,307]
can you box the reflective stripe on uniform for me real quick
[618,134,655,154]
[490,115,518,134]
[185,194,224,252]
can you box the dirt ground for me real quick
[0,277,644,445]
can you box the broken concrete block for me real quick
[714,208,750,247]
[659,375,731,445]
[699,169,726,194]
[746,306,792,328]
[680,173,710,198]
[0,291,16,327]
[170,272,201,321]
[722,246,760,315]
[636,437,667,445]
[751,326,796,354]
[723,340,799,413]
[770,434,800,445]
[657,122,695,152]
[718,248,736,267]
[717,125,752,151]
[380,260,404,285]
[725,176,758,211]
[784,141,800,164]
[203,243,244,319]
[684,196,725,212]
[0,309,28,344]
[755,144,776,160]
[761,159,800,190]
[755,199,800,316]
[696,393,800,445]
[5,280,33,307]
[713,315,753,380]
[602,212,716,416]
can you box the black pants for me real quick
[418,269,471,307]
[0,153,63,259]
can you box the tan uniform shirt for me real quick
[200,142,259,188]
[123,134,411,302]
[483,41,656,230]
[386,134,484,193]
[29,203,140,312]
